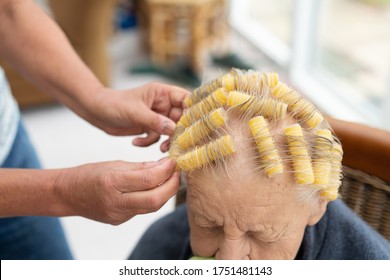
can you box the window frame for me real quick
[230,0,389,128]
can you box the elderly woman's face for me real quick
[187,170,321,260]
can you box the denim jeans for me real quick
[0,120,73,259]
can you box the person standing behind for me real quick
[0,0,188,259]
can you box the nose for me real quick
[215,236,250,260]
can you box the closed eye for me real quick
[247,231,278,244]
[198,225,222,236]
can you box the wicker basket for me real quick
[340,166,390,240]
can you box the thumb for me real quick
[138,105,176,136]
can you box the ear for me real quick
[307,198,329,226]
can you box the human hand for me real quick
[54,158,179,225]
[85,83,189,152]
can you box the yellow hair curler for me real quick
[272,83,323,128]
[222,74,236,92]
[248,116,283,177]
[312,129,333,188]
[185,78,223,108]
[177,108,226,149]
[179,88,227,127]
[227,91,287,120]
[177,135,236,171]
[284,124,314,185]
[321,142,343,200]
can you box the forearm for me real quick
[0,0,102,120]
[0,168,68,217]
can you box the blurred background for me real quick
[1,0,389,259]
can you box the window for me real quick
[230,0,390,129]
[230,0,294,67]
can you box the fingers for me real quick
[169,107,183,123]
[160,139,170,152]
[128,157,170,170]
[166,85,190,107]
[129,83,189,141]
[132,131,161,147]
[122,171,180,212]
[118,158,177,192]
[137,105,176,136]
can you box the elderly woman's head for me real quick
[169,69,343,260]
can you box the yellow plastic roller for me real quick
[312,129,333,187]
[177,135,236,171]
[248,116,283,177]
[284,124,314,185]
[177,108,226,149]
[179,88,227,127]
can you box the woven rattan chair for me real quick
[328,117,390,240]
[175,117,390,240]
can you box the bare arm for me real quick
[0,0,102,122]
[0,168,65,217]
[0,0,189,143]
[0,0,188,223]
[0,160,179,224]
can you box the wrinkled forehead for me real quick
[186,142,297,197]
[187,170,308,230]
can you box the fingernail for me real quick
[162,121,176,135]
[170,159,177,167]
[161,144,170,153]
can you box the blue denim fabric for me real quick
[0,120,73,259]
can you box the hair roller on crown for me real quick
[185,77,223,108]
[312,129,333,188]
[248,116,283,177]
[222,74,236,92]
[272,83,324,128]
[227,91,288,120]
[234,72,263,93]
[284,124,314,185]
[171,68,344,201]
[177,135,236,172]
[265,72,279,89]
[227,91,251,107]
[220,71,279,95]
[179,87,228,127]
[320,142,343,200]
[177,108,226,150]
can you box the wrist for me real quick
[67,83,106,125]
[0,169,73,217]
[51,168,76,217]
[79,86,109,126]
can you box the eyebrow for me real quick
[194,219,215,228]
[248,222,291,242]
[234,213,293,239]
[193,214,220,227]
